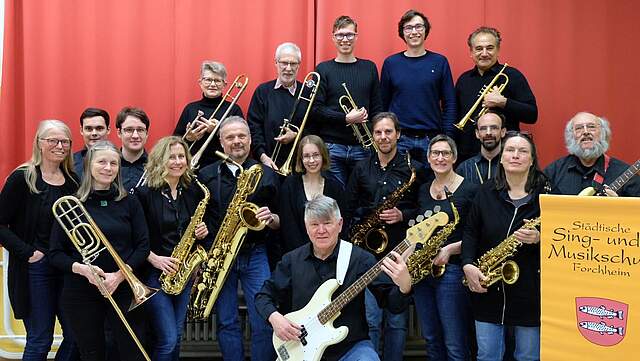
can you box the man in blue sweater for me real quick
[380,9,456,164]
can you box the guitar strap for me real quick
[593,154,610,185]
[336,240,352,285]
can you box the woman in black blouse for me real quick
[413,135,477,361]
[50,140,150,361]
[0,120,78,361]
[278,135,344,253]
[134,136,209,361]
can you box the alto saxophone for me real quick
[407,189,459,284]
[464,217,541,288]
[189,153,266,320]
[350,161,416,254]
[160,178,210,295]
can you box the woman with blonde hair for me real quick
[0,119,78,360]
[134,136,209,361]
[50,140,150,361]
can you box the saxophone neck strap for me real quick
[336,240,352,285]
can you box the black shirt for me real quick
[416,178,478,265]
[247,79,304,164]
[455,62,537,161]
[455,153,500,185]
[255,241,411,361]
[121,152,147,192]
[344,152,418,257]
[278,174,345,253]
[174,95,244,169]
[312,59,382,145]
[198,158,279,249]
[34,183,66,253]
[544,154,640,196]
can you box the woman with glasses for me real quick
[173,60,244,169]
[0,120,79,361]
[413,135,477,361]
[134,136,209,361]
[278,135,344,254]
[462,131,549,361]
[49,140,150,361]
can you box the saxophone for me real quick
[188,153,266,320]
[407,189,459,284]
[350,158,416,254]
[160,178,210,295]
[464,217,541,288]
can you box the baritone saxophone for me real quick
[160,178,210,295]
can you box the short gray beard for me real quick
[568,136,609,161]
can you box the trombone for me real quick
[190,74,249,168]
[271,71,321,176]
[52,196,157,361]
[454,63,509,131]
[339,83,379,152]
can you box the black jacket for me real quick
[0,167,77,319]
[462,180,546,326]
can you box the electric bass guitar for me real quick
[272,210,449,361]
[578,159,640,196]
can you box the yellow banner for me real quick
[540,195,640,360]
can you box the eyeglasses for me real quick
[573,123,599,134]
[201,77,225,87]
[429,150,453,159]
[302,153,322,162]
[40,138,71,148]
[277,61,300,69]
[333,32,356,41]
[121,127,147,136]
[478,125,501,133]
[402,24,425,33]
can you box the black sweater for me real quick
[0,167,77,319]
[312,59,382,145]
[174,95,244,169]
[247,79,304,164]
[50,188,150,289]
[462,181,545,326]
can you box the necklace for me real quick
[303,175,325,200]
[432,173,457,200]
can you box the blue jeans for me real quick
[397,134,430,164]
[145,270,191,361]
[23,256,76,361]
[475,321,540,361]
[214,244,274,361]
[364,289,408,361]
[413,263,470,361]
[338,340,380,361]
[325,143,371,188]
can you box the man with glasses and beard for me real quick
[456,111,506,185]
[545,112,640,196]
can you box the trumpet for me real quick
[339,83,379,152]
[190,74,249,168]
[454,63,509,131]
[271,72,321,176]
[52,195,157,361]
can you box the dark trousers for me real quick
[60,283,147,361]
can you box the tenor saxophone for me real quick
[188,153,266,320]
[407,190,459,284]
[349,162,416,254]
[464,217,541,288]
[160,178,210,295]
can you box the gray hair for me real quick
[304,195,341,223]
[200,60,227,80]
[564,112,611,160]
[219,116,250,138]
[275,42,302,62]
[428,134,458,160]
[76,140,127,202]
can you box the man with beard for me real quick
[455,26,537,163]
[545,112,640,196]
[456,111,506,185]
[343,112,417,361]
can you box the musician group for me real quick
[1,9,639,361]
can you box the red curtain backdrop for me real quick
[2,0,639,181]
